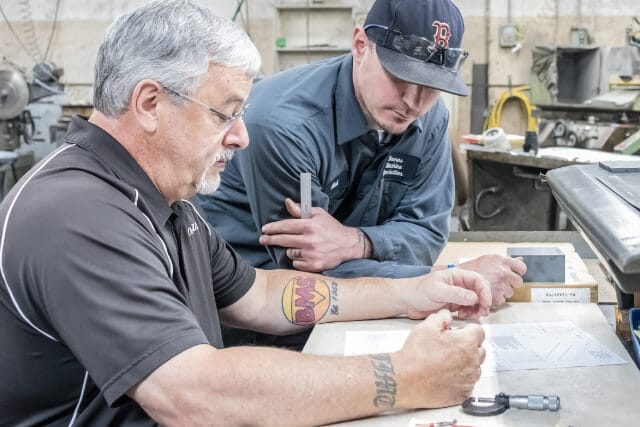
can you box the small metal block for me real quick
[507,247,565,283]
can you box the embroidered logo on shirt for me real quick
[324,171,349,201]
[382,153,420,184]
[187,222,199,236]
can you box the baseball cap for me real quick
[364,0,470,96]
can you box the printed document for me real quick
[344,321,627,372]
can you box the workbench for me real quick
[464,146,576,231]
[462,145,638,232]
[303,303,640,426]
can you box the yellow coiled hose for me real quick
[483,85,537,132]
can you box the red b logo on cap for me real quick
[432,21,451,48]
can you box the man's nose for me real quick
[402,84,427,111]
[223,118,250,150]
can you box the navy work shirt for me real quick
[200,54,454,278]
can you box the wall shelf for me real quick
[274,2,355,72]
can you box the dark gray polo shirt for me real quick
[0,116,255,426]
[199,54,454,278]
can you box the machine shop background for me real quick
[1,0,639,228]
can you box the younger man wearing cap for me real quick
[199,0,525,332]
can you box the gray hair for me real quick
[93,0,261,117]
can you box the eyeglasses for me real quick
[364,24,469,72]
[162,86,248,132]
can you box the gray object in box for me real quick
[507,247,565,283]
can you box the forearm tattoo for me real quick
[330,281,338,315]
[369,353,397,408]
[281,276,331,324]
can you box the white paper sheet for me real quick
[344,330,410,356]
[343,321,627,373]
[482,321,627,371]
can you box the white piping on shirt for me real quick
[0,144,77,342]
[134,188,174,278]
[0,147,173,424]
[181,199,212,236]
[67,370,88,427]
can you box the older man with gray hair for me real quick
[0,1,490,425]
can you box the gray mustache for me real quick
[215,149,235,163]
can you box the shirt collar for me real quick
[335,55,369,145]
[64,116,173,226]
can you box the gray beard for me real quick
[195,149,234,195]
[195,174,221,195]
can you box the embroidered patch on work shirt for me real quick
[325,170,349,198]
[381,153,420,184]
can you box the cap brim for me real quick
[376,44,470,96]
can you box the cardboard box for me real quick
[509,284,597,303]
[616,306,631,341]
[435,242,598,303]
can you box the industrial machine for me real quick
[0,67,31,151]
[465,20,640,232]
[547,161,640,307]
[531,18,640,154]
[0,60,63,198]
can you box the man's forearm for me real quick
[134,309,487,426]
[249,270,407,335]
[132,344,406,426]
[338,227,373,263]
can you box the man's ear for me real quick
[352,26,369,63]
[130,79,162,133]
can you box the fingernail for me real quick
[259,236,265,244]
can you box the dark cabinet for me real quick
[465,148,576,231]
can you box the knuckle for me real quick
[309,261,323,272]
[299,264,314,273]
